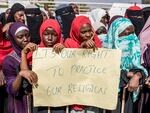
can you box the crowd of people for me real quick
[0,2,150,113]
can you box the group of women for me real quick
[1,2,150,113]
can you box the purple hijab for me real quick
[8,22,29,57]
[2,22,29,113]
[139,16,150,64]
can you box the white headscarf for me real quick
[40,8,49,19]
[88,8,107,31]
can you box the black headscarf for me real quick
[7,3,25,23]
[0,12,6,26]
[0,8,10,26]
[125,6,144,36]
[25,8,43,44]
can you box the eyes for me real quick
[43,31,58,37]
[16,33,30,39]
[15,11,25,17]
[119,26,135,37]
[80,29,93,34]
[43,27,58,37]
[129,15,143,19]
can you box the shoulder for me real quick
[2,54,19,70]
[64,38,79,48]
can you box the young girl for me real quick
[39,19,64,53]
[22,19,65,113]
[64,16,101,49]
[2,22,38,113]
[64,16,102,113]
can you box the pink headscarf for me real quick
[139,16,150,63]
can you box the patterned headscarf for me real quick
[107,17,147,75]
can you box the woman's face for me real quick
[41,11,48,21]
[101,14,109,26]
[80,23,94,41]
[71,4,79,14]
[15,29,30,49]
[5,9,10,20]
[96,26,107,35]
[119,25,135,37]
[14,11,25,23]
[42,27,58,47]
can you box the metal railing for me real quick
[4,0,113,13]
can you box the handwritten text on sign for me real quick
[32,48,121,110]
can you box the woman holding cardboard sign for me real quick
[22,19,65,113]
[64,16,102,113]
[2,22,38,113]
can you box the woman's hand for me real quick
[86,39,98,52]
[127,73,141,92]
[145,76,150,88]
[2,22,12,33]
[81,31,97,51]
[19,70,38,85]
[53,43,65,54]
[80,39,97,51]
[22,42,38,55]
[85,39,95,48]
[127,71,134,78]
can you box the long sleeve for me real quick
[2,56,20,95]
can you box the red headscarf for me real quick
[0,23,12,68]
[64,16,102,111]
[39,19,63,47]
[64,16,102,48]
[125,5,142,18]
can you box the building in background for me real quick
[143,0,150,4]
[1,0,150,14]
